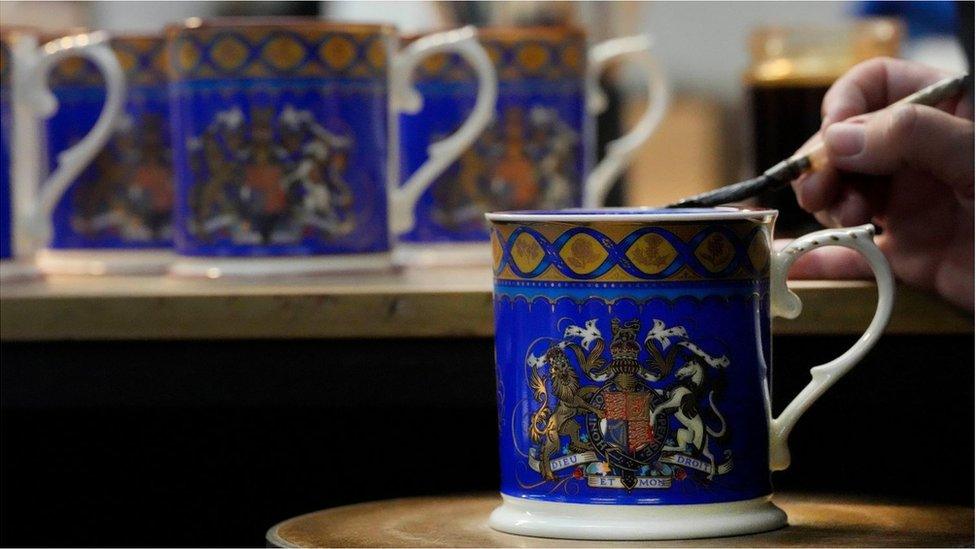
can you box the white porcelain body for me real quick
[490,494,787,540]
[169,252,392,279]
[0,258,41,283]
[35,249,174,276]
[393,241,491,267]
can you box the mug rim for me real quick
[472,25,586,41]
[108,31,166,42]
[402,25,585,42]
[0,25,38,39]
[486,206,778,223]
[1,26,89,42]
[166,17,396,36]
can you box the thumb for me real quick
[823,104,974,196]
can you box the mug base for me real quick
[394,242,491,268]
[489,494,787,540]
[36,249,174,276]
[0,259,43,283]
[168,252,393,278]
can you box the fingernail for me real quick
[792,174,810,207]
[825,123,865,157]
[821,106,846,129]
[798,175,821,210]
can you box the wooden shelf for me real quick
[0,267,969,341]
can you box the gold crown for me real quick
[610,340,640,362]
[609,318,641,362]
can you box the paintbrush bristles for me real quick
[667,174,777,208]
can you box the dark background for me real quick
[1,334,972,547]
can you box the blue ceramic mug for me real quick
[1,28,125,281]
[33,33,174,275]
[166,19,496,277]
[486,208,894,540]
[1,30,13,266]
[397,28,668,265]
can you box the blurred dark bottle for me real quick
[746,19,902,236]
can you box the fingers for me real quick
[790,134,841,212]
[773,239,874,279]
[793,169,839,213]
[827,185,874,226]
[793,164,883,226]
[820,57,951,127]
[823,104,975,196]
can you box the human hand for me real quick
[786,57,974,310]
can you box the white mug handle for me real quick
[584,34,670,208]
[390,25,497,236]
[767,224,895,471]
[23,31,126,246]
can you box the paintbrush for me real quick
[666,74,971,209]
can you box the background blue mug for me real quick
[1,31,13,266]
[486,207,894,540]
[34,33,173,275]
[2,28,125,280]
[397,28,668,265]
[166,19,496,278]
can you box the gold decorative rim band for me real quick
[491,220,773,283]
[167,23,390,81]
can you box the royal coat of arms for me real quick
[186,104,356,244]
[71,112,174,243]
[524,317,733,490]
[430,105,579,230]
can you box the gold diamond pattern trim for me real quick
[747,231,770,272]
[511,232,546,274]
[178,40,202,71]
[262,35,306,71]
[694,232,735,272]
[420,52,449,76]
[561,44,583,71]
[0,44,8,82]
[115,48,138,73]
[365,38,386,70]
[626,233,679,275]
[211,36,249,72]
[559,233,609,275]
[516,43,550,73]
[320,36,356,70]
[491,232,504,272]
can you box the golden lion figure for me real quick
[529,346,605,480]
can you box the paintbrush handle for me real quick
[893,73,969,107]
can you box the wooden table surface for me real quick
[1,267,970,340]
[267,493,973,548]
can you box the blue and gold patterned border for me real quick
[35,34,169,88]
[490,220,772,282]
[414,27,585,82]
[168,24,391,81]
[0,38,9,89]
[113,36,168,86]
